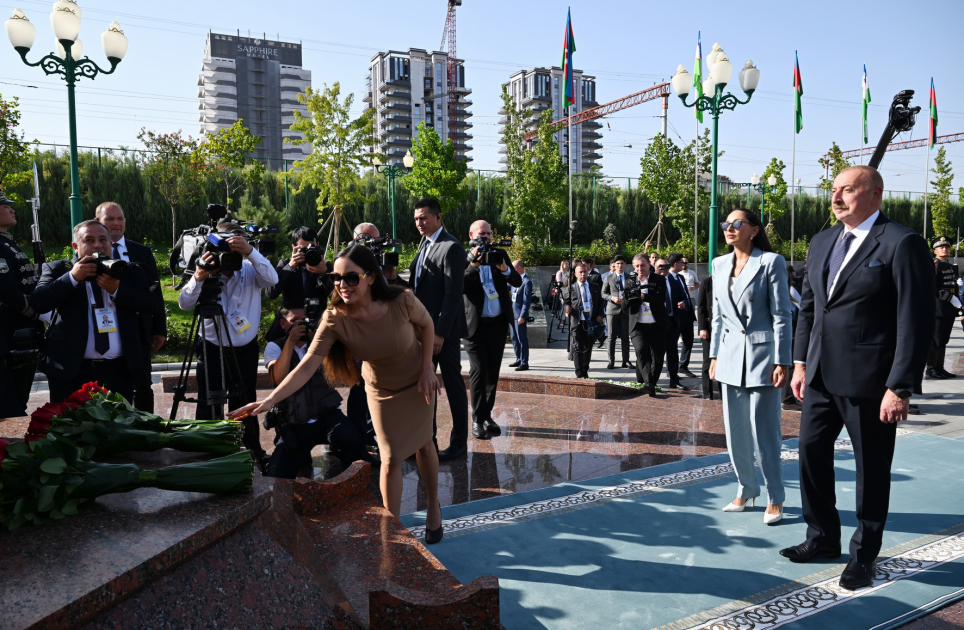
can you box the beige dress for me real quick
[307,290,434,465]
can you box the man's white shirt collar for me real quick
[844,209,880,237]
[425,225,444,244]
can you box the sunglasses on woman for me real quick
[329,271,370,286]
[720,219,747,232]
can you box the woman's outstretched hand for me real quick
[418,367,441,404]
[228,400,270,419]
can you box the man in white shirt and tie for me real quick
[564,261,604,378]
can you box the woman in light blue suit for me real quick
[709,208,793,525]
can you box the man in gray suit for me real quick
[601,255,633,369]
[408,197,470,460]
[509,259,533,371]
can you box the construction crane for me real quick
[439,0,462,147]
[523,82,671,144]
[829,131,964,162]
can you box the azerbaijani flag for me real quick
[561,8,576,109]
[929,78,938,149]
[693,33,703,123]
[862,65,871,144]
[793,51,803,134]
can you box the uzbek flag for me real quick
[693,33,703,123]
[862,65,871,144]
[561,8,576,109]
[929,78,938,149]
[793,51,803,134]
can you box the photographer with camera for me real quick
[31,220,162,402]
[0,192,45,418]
[259,305,375,478]
[626,253,671,397]
[464,220,521,440]
[354,223,407,287]
[267,226,333,316]
[563,260,605,378]
[178,220,278,428]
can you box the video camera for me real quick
[6,327,45,369]
[303,297,324,335]
[623,272,648,304]
[356,234,402,268]
[85,252,128,281]
[468,235,512,266]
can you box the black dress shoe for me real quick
[437,444,467,460]
[482,419,501,437]
[472,423,490,440]
[839,559,876,590]
[607,362,615,369]
[424,502,444,545]
[678,369,697,378]
[515,364,529,371]
[647,387,658,398]
[622,362,634,369]
[669,382,689,392]
[939,367,958,378]
[508,361,521,368]
[925,368,948,379]
[779,541,842,563]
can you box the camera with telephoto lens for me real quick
[6,327,45,369]
[85,252,128,281]
[296,243,323,267]
[303,297,323,335]
[356,235,402,267]
[468,235,512,266]
[623,272,648,305]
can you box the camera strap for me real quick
[85,282,117,335]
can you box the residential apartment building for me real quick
[498,67,601,173]
[198,32,311,168]
[365,48,473,164]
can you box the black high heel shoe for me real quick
[424,502,444,545]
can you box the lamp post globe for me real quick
[750,173,760,185]
[767,174,777,187]
[5,9,35,50]
[402,150,414,169]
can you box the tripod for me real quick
[170,277,266,473]
[545,284,568,343]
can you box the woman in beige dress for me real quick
[230,244,444,543]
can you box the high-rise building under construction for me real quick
[198,32,311,168]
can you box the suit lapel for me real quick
[715,255,742,324]
[732,250,763,305]
[811,223,844,301]
[827,215,886,306]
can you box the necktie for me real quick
[616,274,623,292]
[581,283,589,319]
[91,287,110,354]
[111,242,121,260]
[826,231,856,297]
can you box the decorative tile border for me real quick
[408,429,913,539]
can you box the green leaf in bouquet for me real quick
[81,432,101,445]
[13,497,24,514]
[39,473,49,484]
[8,514,25,530]
[83,445,96,459]
[86,405,111,421]
[40,458,67,474]
[6,442,29,457]
[61,499,82,515]
[37,485,57,511]
[51,508,65,519]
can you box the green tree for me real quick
[287,83,374,250]
[236,188,286,260]
[639,133,683,249]
[403,121,467,212]
[818,142,851,224]
[761,157,789,240]
[137,128,203,246]
[0,93,34,203]
[672,128,717,254]
[929,146,954,237]
[197,120,264,206]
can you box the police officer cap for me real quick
[0,191,14,206]
[932,235,952,249]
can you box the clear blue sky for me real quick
[1,0,961,194]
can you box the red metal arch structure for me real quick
[829,131,964,162]
[523,82,671,144]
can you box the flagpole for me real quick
[790,126,797,264]
[694,116,699,266]
[568,108,573,242]
[923,146,930,238]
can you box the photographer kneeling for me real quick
[262,306,375,478]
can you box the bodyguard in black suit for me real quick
[626,254,670,396]
[601,255,632,369]
[667,252,697,378]
[783,166,935,590]
[563,261,605,378]
[697,275,722,399]
[96,202,167,411]
[32,220,162,403]
[463,220,522,440]
[656,257,692,390]
[408,198,470,460]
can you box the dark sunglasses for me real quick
[329,271,370,286]
[720,219,747,232]
[657,264,670,270]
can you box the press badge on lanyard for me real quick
[86,284,117,333]
[228,309,251,333]
[481,267,499,301]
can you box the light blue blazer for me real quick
[709,248,793,388]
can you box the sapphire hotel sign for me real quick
[209,34,303,66]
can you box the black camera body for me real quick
[7,327,45,369]
[196,232,244,273]
[171,222,279,283]
[356,235,402,268]
[297,243,324,267]
[85,252,128,281]
[468,236,512,266]
[623,272,649,305]
[303,297,323,335]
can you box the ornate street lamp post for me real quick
[5,2,128,231]
[672,44,759,262]
[372,149,414,239]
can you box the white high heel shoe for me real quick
[722,497,755,512]
[763,504,784,525]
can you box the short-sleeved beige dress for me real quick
[307,290,434,465]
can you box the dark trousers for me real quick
[49,357,134,404]
[798,368,897,563]
[678,319,695,370]
[629,321,665,388]
[664,320,682,383]
[607,310,631,363]
[927,316,956,370]
[432,335,470,449]
[701,337,722,399]
[510,319,529,365]
[265,407,369,479]
[570,320,594,378]
[464,318,508,425]
[132,344,155,413]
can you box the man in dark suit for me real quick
[509,259,533,371]
[656,257,691,391]
[783,166,934,590]
[601,255,633,369]
[585,258,602,286]
[697,275,722,400]
[667,252,697,378]
[626,253,670,396]
[408,197,469,460]
[32,220,162,403]
[462,220,522,440]
[96,202,166,412]
[563,260,605,378]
